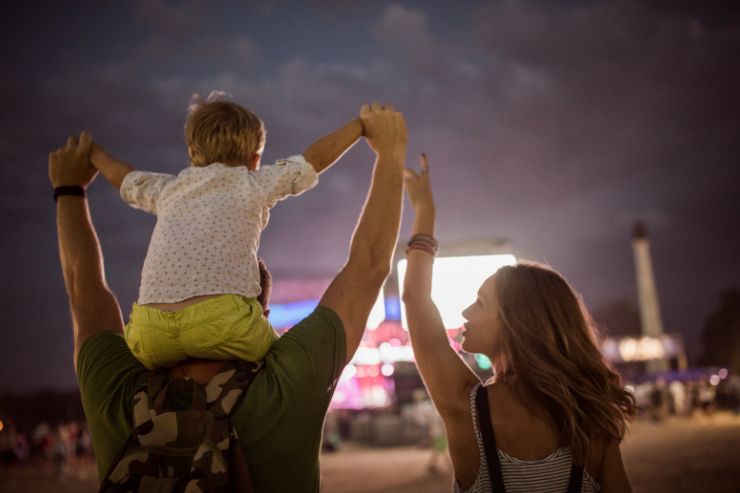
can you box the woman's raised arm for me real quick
[402,154,479,418]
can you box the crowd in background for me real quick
[629,372,740,421]
[0,420,94,479]
[2,371,739,480]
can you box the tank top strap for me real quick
[567,459,584,493]
[474,384,507,493]
[474,383,585,493]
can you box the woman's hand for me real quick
[403,153,435,213]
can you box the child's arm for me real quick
[302,117,364,174]
[90,142,135,190]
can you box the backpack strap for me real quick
[154,377,207,414]
[193,360,263,493]
[474,384,507,493]
[204,360,263,418]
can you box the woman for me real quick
[402,154,635,493]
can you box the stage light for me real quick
[397,254,516,330]
[370,386,389,407]
[367,290,386,330]
[268,290,385,330]
[474,354,492,370]
[340,364,357,382]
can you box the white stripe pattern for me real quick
[454,383,601,493]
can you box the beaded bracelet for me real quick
[406,234,438,256]
[406,243,436,256]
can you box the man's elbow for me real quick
[366,260,391,287]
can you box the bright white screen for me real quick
[397,254,516,330]
[367,288,386,330]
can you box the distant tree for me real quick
[700,288,740,371]
[591,298,642,338]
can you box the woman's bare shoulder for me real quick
[589,434,632,493]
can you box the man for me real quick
[49,103,407,491]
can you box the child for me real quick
[90,91,364,369]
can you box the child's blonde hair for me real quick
[184,91,265,167]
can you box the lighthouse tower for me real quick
[631,222,669,373]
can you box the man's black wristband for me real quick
[54,185,86,202]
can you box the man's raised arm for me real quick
[319,103,407,362]
[49,132,125,368]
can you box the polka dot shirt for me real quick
[120,155,318,304]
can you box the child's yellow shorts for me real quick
[124,294,278,370]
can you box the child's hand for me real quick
[403,153,435,213]
[89,141,106,169]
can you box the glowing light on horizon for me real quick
[397,254,517,330]
[617,336,666,362]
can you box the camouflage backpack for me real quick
[99,360,262,493]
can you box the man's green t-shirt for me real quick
[76,306,346,493]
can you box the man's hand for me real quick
[403,153,435,213]
[360,102,407,160]
[48,131,97,189]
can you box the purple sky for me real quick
[1,0,739,391]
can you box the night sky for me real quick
[2,0,739,392]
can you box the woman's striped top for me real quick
[453,383,601,493]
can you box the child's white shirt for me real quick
[120,155,318,304]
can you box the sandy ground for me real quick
[2,413,739,492]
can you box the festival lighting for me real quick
[617,336,666,362]
[353,346,381,365]
[268,289,385,330]
[601,334,685,363]
[709,374,721,386]
[377,342,414,363]
[474,354,492,370]
[268,299,319,328]
[339,364,357,382]
[397,254,517,330]
[381,363,395,377]
[351,343,415,366]
[367,291,387,330]
[370,385,390,407]
[0,419,4,432]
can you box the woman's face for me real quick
[460,276,502,357]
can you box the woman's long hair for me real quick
[493,261,635,464]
